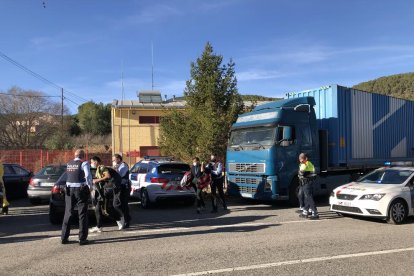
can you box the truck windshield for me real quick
[357,169,413,184]
[229,127,275,150]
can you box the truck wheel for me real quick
[387,199,407,225]
[141,190,151,209]
[49,203,63,225]
[288,177,300,207]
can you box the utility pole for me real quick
[61,88,64,130]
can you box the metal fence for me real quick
[0,149,113,173]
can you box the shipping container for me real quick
[285,85,414,168]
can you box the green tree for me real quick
[159,42,243,162]
[77,101,111,135]
[353,72,414,100]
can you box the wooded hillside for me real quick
[353,72,414,100]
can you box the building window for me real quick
[140,146,161,157]
[139,116,160,124]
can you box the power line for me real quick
[0,92,60,98]
[0,50,88,104]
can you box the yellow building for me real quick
[111,91,185,165]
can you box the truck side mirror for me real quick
[283,126,292,141]
[277,126,293,147]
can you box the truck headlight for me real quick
[359,194,385,201]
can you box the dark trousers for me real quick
[297,184,305,208]
[302,181,317,215]
[94,199,103,228]
[61,186,89,241]
[113,185,130,225]
[211,177,226,210]
[191,182,205,209]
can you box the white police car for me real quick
[330,162,414,224]
[129,156,196,208]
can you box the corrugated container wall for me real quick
[286,85,414,168]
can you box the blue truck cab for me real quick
[227,97,319,203]
[227,85,414,205]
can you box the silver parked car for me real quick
[27,164,66,204]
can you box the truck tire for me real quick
[387,199,407,225]
[288,177,300,207]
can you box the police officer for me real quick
[191,157,206,214]
[207,154,227,213]
[112,154,131,229]
[296,182,305,214]
[61,149,93,245]
[298,153,319,219]
[89,156,111,233]
[0,160,9,215]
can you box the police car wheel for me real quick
[387,199,407,225]
[141,190,151,209]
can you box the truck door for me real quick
[298,125,313,157]
[276,126,298,196]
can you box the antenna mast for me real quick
[151,42,154,91]
[121,60,124,100]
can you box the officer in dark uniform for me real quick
[207,154,227,213]
[191,157,206,214]
[61,149,93,245]
[112,154,131,229]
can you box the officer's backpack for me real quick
[106,167,122,188]
[99,167,122,198]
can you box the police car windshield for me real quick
[157,164,190,174]
[358,169,413,184]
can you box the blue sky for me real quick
[1,0,414,113]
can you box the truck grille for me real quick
[238,186,257,194]
[229,163,265,173]
[336,194,357,200]
[233,178,261,185]
[332,205,363,214]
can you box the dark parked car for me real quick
[27,164,67,204]
[2,163,32,200]
[49,168,103,225]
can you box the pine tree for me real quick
[159,42,243,162]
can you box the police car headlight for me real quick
[359,194,385,201]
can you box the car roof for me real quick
[135,160,188,166]
[378,166,414,171]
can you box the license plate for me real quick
[241,192,254,198]
[337,200,353,207]
[40,182,55,187]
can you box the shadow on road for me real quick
[92,223,280,245]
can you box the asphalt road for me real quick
[1,196,414,275]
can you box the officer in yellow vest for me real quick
[0,161,9,215]
[298,153,319,219]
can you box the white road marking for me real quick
[48,234,99,240]
[126,227,191,234]
[3,212,49,217]
[172,247,414,276]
